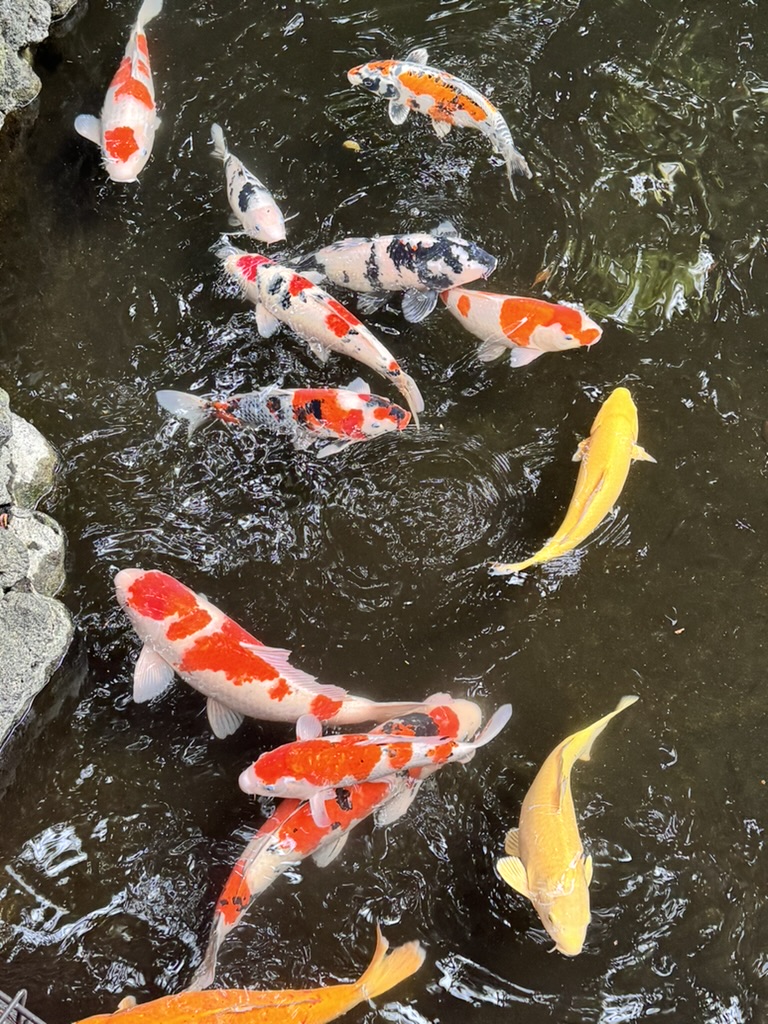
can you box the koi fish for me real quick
[348,48,532,190]
[496,695,638,956]
[75,926,424,1024]
[238,703,512,827]
[74,0,163,182]
[297,231,497,323]
[187,699,481,990]
[210,124,286,244]
[156,378,410,459]
[218,245,424,425]
[440,288,602,367]
[114,568,428,736]
[490,387,656,574]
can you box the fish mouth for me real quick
[114,567,144,603]
[238,765,261,795]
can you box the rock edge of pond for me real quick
[0,385,73,751]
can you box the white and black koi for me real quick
[297,231,497,323]
[210,124,286,244]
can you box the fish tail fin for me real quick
[210,123,228,162]
[357,926,426,1002]
[472,703,512,747]
[156,390,212,435]
[397,372,424,429]
[490,112,532,187]
[137,0,163,27]
[293,249,321,273]
[560,695,639,777]
[488,555,538,575]
[183,925,221,991]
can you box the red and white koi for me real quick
[186,699,482,991]
[218,245,424,424]
[238,703,512,827]
[440,288,603,367]
[296,231,497,323]
[156,378,410,459]
[74,0,163,182]
[348,48,532,191]
[210,124,286,244]
[114,568,428,737]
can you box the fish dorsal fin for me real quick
[496,855,530,898]
[584,853,593,886]
[296,714,323,740]
[504,827,520,856]
[632,443,657,463]
[572,437,590,462]
[346,376,370,395]
[405,47,428,65]
[133,643,175,703]
[207,698,245,739]
[240,643,348,701]
[557,695,640,791]
[375,781,421,826]
[312,830,349,867]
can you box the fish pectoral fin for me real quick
[307,338,331,363]
[312,830,349,867]
[507,345,544,369]
[296,713,323,741]
[240,642,348,701]
[207,698,244,739]
[309,791,334,828]
[315,438,355,458]
[133,643,175,703]
[431,118,452,138]
[496,855,531,898]
[632,443,657,464]
[356,293,388,316]
[254,304,280,338]
[571,438,590,462]
[401,288,438,323]
[584,853,593,886]
[504,827,520,856]
[346,376,370,395]
[74,114,102,145]
[404,47,428,64]
[388,99,410,125]
[475,336,511,363]
[375,780,421,826]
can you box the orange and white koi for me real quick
[186,699,482,991]
[114,568,427,737]
[77,926,425,1024]
[210,124,286,244]
[440,288,603,368]
[156,378,410,458]
[348,48,531,190]
[238,703,511,827]
[74,0,163,182]
[218,245,424,425]
[297,231,497,323]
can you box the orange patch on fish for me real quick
[216,857,250,926]
[127,570,199,621]
[236,254,271,282]
[268,678,291,702]
[104,125,139,162]
[398,70,488,122]
[456,293,471,317]
[309,693,345,721]
[288,275,314,297]
[427,704,460,738]
[180,618,280,685]
[136,33,149,58]
[212,401,240,424]
[386,743,413,771]
[166,607,212,641]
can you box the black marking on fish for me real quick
[238,182,258,212]
[335,787,353,812]
[267,275,284,296]
[295,398,324,425]
[365,243,381,289]
[379,712,439,737]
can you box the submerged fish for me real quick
[238,703,511,826]
[76,926,424,1024]
[114,568,427,736]
[74,0,163,182]
[496,695,639,956]
[157,379,410,458]
[297,231,497,323]
[210,123,286,244]
[219,245,424,424]
[490,387,656,574]
[440,288,602,367]
[348,47,531,190]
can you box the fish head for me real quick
[102,124,154,182]
[238,763,281,797]
[115,568,200,622]
[245,204,287,245]
[225,250,274,285]
[347,61,400,99]
[536,857,592,956]
[413,236,497,291]
[429,699,483,742]
[592,386,638,438]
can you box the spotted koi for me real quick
[74,0,163,182]
[210,123,285,244]
[114,568,428,737]
[440,287,603,367]
[348,47,532,191]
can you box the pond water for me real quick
[1,0,767,1020]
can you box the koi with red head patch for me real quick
[74,0,163,182]
[440,287,603,367]
[156,378,410,458]
[114,568,429,737]
[185,698,482,990]
[348,47,531,192]
[238,703,511,827]
[218,243,424,426]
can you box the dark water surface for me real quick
[1,0,767,1020]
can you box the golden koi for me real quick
[496,695,639,956]
[74,926,424,1024]
[490,387,655,574]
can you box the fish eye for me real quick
[564,334,574,341]
[362,76,377,90]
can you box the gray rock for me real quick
[0,446,10,505]
[7,411,58,508]
[0,528,29,588]
[0,589,73,746]
[0,388,11,448]
[7,510,65,596]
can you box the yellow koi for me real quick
[490,387,655,574]
[496,695,639,955]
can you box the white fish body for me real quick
[210,124,286,243]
